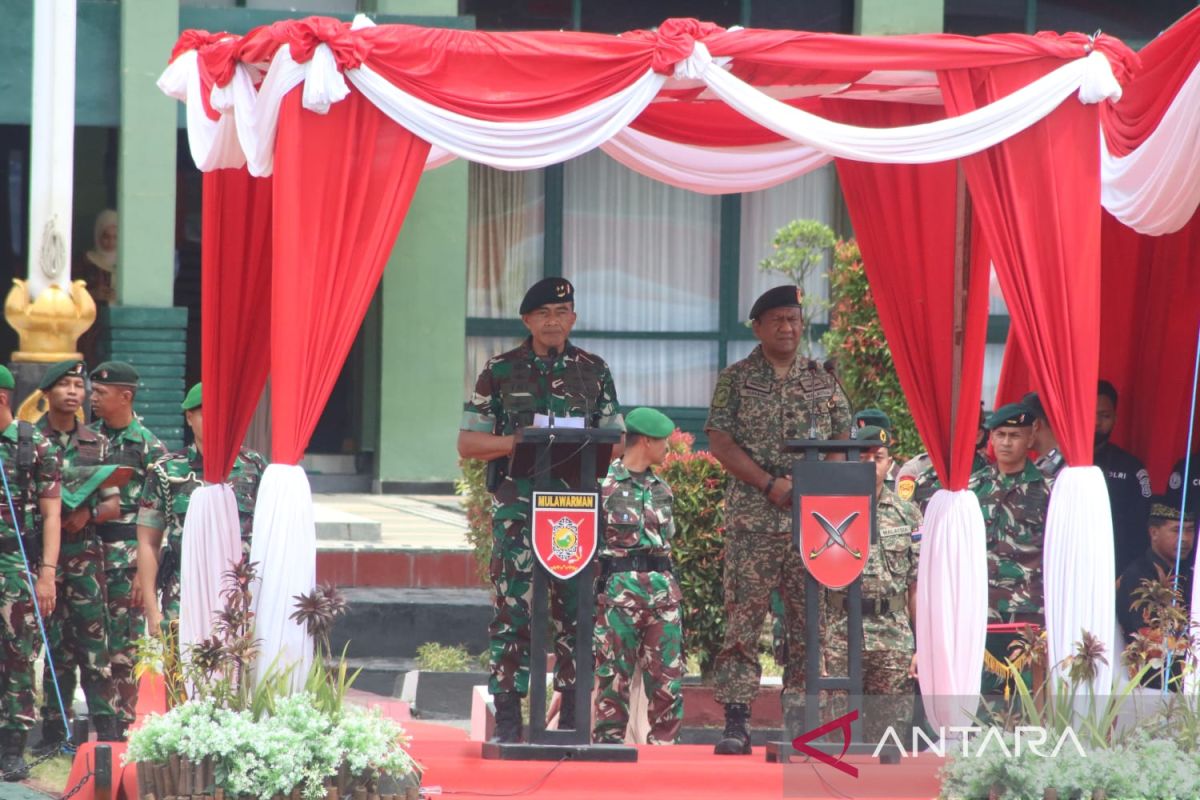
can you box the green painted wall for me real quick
[855,0,943,34]
[377,161,469,484]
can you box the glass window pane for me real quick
[466,164,545,318]
[983,342,1007,410]
[564,151,720,332]
[571,338,719,407]
[580,0,741,33]
[460,0,572,31]
[944,0,1027,35]
[738,165,837,324]
[750,0,854,32]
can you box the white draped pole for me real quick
[179,484,243,654]
[1043,466,1116,694]
[916,488,988,731]
[250,464,317,693]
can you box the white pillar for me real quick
[27,0,77,300]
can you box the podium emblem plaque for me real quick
[799,494,873,590]
[532,491,599,581]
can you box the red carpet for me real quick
[404,721,946,800]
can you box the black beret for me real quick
[89,361,139,386]
[39,360,87,392]
[749,285,803,321]
[986,402,1035,430]
[1021,392,1046,420]
[519,278,575,315]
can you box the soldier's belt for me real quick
[96,522,138,543]
[600,553,673,575]
[828,590,908,616]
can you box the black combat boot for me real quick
[0,730,29,781]
[491,692,523,744]
[557,686,576,730]
[93,716,125,742]
[713,703,752,755]
[30,718,65,758]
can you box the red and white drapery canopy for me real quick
[160,12,1200,713]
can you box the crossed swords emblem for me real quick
[808,511,863,560]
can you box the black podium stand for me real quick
[764,439,898,764]
[481,425,637,762]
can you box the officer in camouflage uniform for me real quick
[896,403,989,514]
[33,361,122,752]
[593,407,683,745]
[89,362,167,735]
[0,365,61,779]
[969,402,1053,696]
[457,278,624,743]
[823,425,921,743]
[137,384,267,632]
[705,285,851,756]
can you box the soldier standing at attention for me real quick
[705,285,851,756]
[0,366,60,779]
[136,384,266,633]
[823,425,921,742]
[457,278,624,743]
[89,362,167,736]
[32,361,122,752]
[593,407,683,745]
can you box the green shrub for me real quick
[415,642,476,673]
[456,457,492,583]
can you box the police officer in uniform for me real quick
[1094,381,1151,576]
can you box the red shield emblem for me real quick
[531,491,599,580]
[800,494,872,589]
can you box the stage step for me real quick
[339,656,419,698]
[331,587,491,661]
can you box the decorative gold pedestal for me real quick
[4,278,96,363]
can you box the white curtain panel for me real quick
[250,463,317,693]
[916,489,988,731]
[1101,60,1200,235]
[179,484,244,655]
[1043,465,1116,695]
[157,49,247,172]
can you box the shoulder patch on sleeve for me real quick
[711,374,732,409]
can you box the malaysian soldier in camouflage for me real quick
[137,384,266,632]
[89,362,167,733]
[824,426,920,743]
[706,286,851,756]
[896,404,990,513]
[33,361,123,753]
[458,278,624,744]
[593,408,683,745]
[0,366,61,779]
[970,403,1053,697]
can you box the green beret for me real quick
[853,424,892,448]
[1149,493,1195,524]
[625,407,674,439]
[986,402,1035,430]
[89,361,139,386]
[39,360,86,392]
[853,408,891,430]
[749,285,803,321]
[1021,392,1046,420]
[181,382,202,411]
[519,277,574,315]
[0,366,12,391]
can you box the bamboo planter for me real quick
[133,757,420,800]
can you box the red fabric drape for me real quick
[828,101,989,490]
[270,90,431,464]
[942,63,1102,467]
[1100,210,1200,490]
[201,169,273,482]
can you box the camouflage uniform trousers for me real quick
[489,510,578,697]
[0,570,38,731]
[823,617,915,744]
[104,565,144,724]
[40,537,117,725]
[713,530,819,705]
[592,599,683,744]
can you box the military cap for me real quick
[853,408,891,430]
[0,366,12,391]
[90,361,139,386]
[519,277,575,315]
[626,407,674,439]
[749,285,804,321]
[1021,392,1046,420]
[38,360,87,392]
[986,402,1035,430]
[181,382,202,411]
[853,424,892,448]
[1149,493,1194,524]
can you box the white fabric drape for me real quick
[916,489,988,730]
[157,50,246,172]
[1043,466,1116,694]
[250,464,317,693]
[1100,60,1200,235]
[179,484,243,655]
